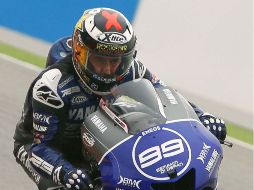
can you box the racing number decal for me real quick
[132,127,191,180]
[139,139,184,169]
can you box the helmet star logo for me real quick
[102,11,123,31]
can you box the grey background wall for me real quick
[133,0,253,129]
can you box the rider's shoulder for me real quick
[32,68,65,109]
[124,59,147,81]
[32,58,76,108]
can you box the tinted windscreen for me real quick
[110,79,162,113]
[108,79,166,134]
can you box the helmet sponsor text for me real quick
[97,32,127,44]
[96,43,127,54]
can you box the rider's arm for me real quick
[28,69,76,184]
[29,68,93,189]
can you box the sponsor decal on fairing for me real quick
[117,176,142,189]
[90,115,108,133]
[197,142,211,164]
[141,126,161,136]
[82,132,95,147]
[156,161,184,174]
[205,149,220,173]
[162,89,178,104]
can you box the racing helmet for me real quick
[72,8,136,95]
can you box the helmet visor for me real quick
[86,51,134,80]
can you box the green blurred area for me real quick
[0,42,253,145]
[226,122,253,145]
[0,42,46,68]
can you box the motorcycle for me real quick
[81,78,232,190]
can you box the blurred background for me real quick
[0,0,252,129]
[0,0,253,189]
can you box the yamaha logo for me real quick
[97,32,127,44]
[132,127,191,180]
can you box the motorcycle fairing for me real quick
[98,119,223,190]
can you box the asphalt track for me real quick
[0,56,253,190]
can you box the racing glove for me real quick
[199,113,227,141]
[53,166,94,190]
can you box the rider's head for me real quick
[72,8,136,95]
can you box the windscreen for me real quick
[108,79,166,134]
[108,78,199,124]
[110,79,162,113]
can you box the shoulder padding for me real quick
[131,59,147,79]
[33,69,64,109]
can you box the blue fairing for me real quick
[99,119,223,190]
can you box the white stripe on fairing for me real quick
[156,95,166,118]
[98,135,134,165]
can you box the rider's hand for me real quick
[199,113,227,141]
[60,168,94,190]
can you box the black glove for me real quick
[63,168,94,190]
[53,166,94,190]
[199,113,227,141]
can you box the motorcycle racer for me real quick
[13,7,227,190]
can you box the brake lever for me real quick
[220,140,233,147]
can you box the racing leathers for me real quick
[13,38,227,190]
